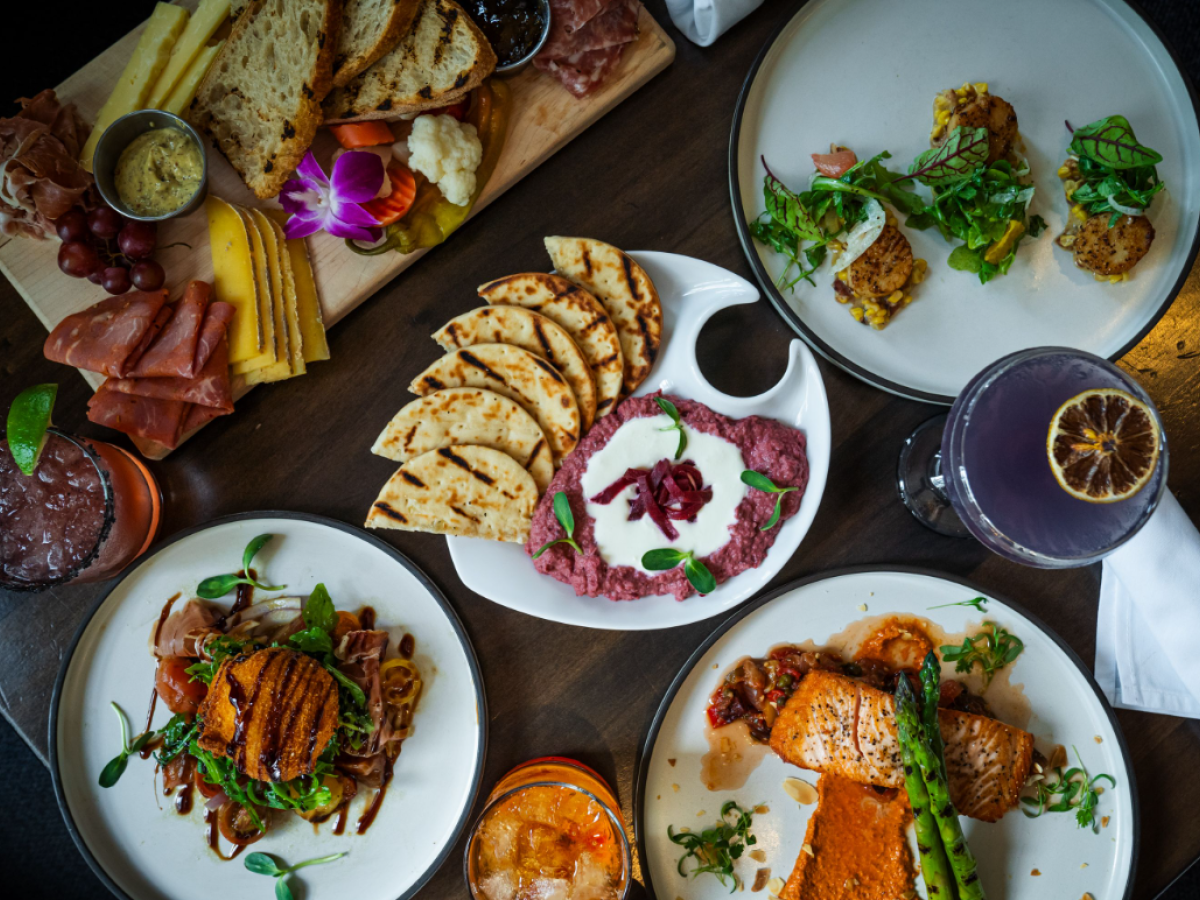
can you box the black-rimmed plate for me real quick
[51,512,486,900]
[731,0,1200,404]
[635,568,1138,900]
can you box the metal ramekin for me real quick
[494,0,553,75]
[92,109,208,222]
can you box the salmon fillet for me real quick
[780,775,914,900]
[769,670,1033,822]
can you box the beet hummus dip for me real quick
[527,394,809,601]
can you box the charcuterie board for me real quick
[0,0,675,459]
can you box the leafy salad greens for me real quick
[1064,115,1165,226]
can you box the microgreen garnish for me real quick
[245,851,348,900]
[740,470,798,530]
[656,397,687,459]
[901,126,990,186]
[196,534,286,599]
[153,713,199,765]
[941,621,1024,688]
[98,702,155,788]
[1022,747,1115,832]
[642,548,716,595]
[928,596,989,612]
[532,492,583,559]
[668,800,758,892]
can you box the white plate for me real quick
[446,251,832,630]
[732,0,1200,403]
[51,513,486,900]
[636,568,1137,900]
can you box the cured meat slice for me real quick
[193,301,236,374]
[536,0,640,97]
[535,46,625,97]
[127,281,214,379]
[551,0,613,31]
[769,669,1034,822]
[44,290,169,377]
[87,384,189,449]
[540,0,639,58]
[182,401,230,436]
[106,335,234,411]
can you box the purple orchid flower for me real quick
[279,150,385,242]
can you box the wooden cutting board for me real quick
[0,1,674,458]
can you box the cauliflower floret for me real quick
[406,114,483,207]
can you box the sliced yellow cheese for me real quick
[162,40,224,117]
[146,0,231,110]
[231,208,282,377]
[80,2,190,171]
[264,209,330,363]
[205,196,262,363]
[244,211,296,384]
[259,213,307,377]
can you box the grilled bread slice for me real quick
[190,0,341,199]
[333,0,422,88]
[323,0,496,123]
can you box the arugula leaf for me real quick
[153,713,199,765]
[941,621,1024,688]
[902,127,989,186]
[1070,115,1163,169]
[532,492,583,559]
[326,664,368,709]
[303,583,338,634]
[947,244,984,273]
[186,635,248,686]
[669,800,758,891]
[656,397,687,459]
[1067,151,1165,220]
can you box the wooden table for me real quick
[3,2,1199,897]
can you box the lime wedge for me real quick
[7,383,58,476]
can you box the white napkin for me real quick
[665,0,763,46]
[1094,490,1200,718]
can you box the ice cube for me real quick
[525,878,571,900]
[570,851,619,900]
[477,871,517,900]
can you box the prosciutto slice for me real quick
[87,384,189,449]
[540,0,640,57]
[153,599,222,658]
[127,281,216,379]
[536,0,641,97]
[335,630,394,757]
[44,290,169,377]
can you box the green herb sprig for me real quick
[656,397,687,459]
[197,535,286,599]
[668,800,758,892]
[941,621,1024,688]
[153,713,199,765]
[1022,747,1115,832]
[245,851,347,900]
[740,470,798,530]
[642,548,716,595]
[1066,116,1165,225]
[928,596,989,612]
[99,703,155,788]
[532,492,583,559]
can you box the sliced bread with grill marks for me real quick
[322,0,497,124]
[333,0,423,88]
[190,0,341,199]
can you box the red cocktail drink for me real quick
[0,429,160,590]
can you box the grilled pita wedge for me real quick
[365,445,537,543]
[332,0,422,88]
[545,237,662,398]
[479,273,623,420]
[410,344,580,464]
[371,388,554,494]
[322,0,496,123]
[433,307,598,431]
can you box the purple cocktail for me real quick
[899,348,1167,567]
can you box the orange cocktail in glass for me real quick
[465,757,631,900]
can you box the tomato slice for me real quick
[217,802,269,846]
[361,164,418,226]
[329,121,396,148]
[155,657,207,715]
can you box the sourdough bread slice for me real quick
[333,0,422,88]
[322,0,497,123]
[190,0,341,199]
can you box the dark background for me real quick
[4,0,1200,898]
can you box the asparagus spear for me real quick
[920,651,950,782]
[895,683,957,899]
[896,675,986,900]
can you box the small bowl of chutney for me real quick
[93,109,208,222]
[464,0,552,74]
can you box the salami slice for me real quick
[536,0,639,97]
[127,281,213,379]
[540,0,639,58]
[87,384,189,449]
[44,290,169,377]
[551,0,613,32]
[535,46,625,97]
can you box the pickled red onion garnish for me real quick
[589,459,713,541]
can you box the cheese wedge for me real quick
[162,41,223,116]
[245,210,300,383]
[261,214,307,377]
[234,208,286,381]
[146,0,231,110]
[264,209,330,363]
[80,2,191,171]
[205,196,262,363]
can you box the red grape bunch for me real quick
[55,204,166,295]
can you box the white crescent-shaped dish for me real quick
[446,251,832,630]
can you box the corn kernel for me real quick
[974,82,988,94]
[886,214,898,228]
[1072,204,1088,222]
[887,290,904,305]
[836,269,849,282]
[935,109,952,125]
[850,307,865,322]
[1057,165,1071,178]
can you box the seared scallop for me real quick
[940,93,1019,165]
[1072,214,1155,276]
[847,226,914,299]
